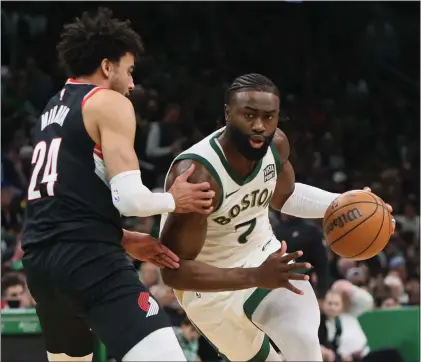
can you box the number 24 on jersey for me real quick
[28,138,62,201]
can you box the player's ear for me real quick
[100,59,111,78]
[224,104,229,122]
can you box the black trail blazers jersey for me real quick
[22,79,123,248]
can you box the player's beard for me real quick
[227,124,275,161]
[109,77,129,97]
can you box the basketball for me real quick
[322,190,393,260]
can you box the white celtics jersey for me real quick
[160,128,281,268]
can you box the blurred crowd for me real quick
[1,2,419,362]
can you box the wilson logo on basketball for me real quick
[324,208,363,235]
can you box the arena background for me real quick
[1,2,420,362]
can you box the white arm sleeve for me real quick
[281,182,340,219]
[110,170,175,217]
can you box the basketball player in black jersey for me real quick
[21,8,213,362]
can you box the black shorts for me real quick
[22,240,171,360]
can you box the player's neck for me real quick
[72,74,109,88]
[218,132,258,178]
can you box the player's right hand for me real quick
[170,164,215,214]
[253,241,311,294]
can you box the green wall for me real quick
[359,307,420,362]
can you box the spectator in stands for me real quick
[1,228,18,267]
[25,57,53,112]
[405,277,420,306]
[174,318,201,362]
[331,280,374,317]
[2,147,28,192]
[139,262,162,288]
[320,290,370,362]
[1,186,24,234]
[345,266,369,290]
[362,7,400,66]
[133,111,156,187]
[319,290,341,362]
[1,273,31,309]
[150,284,185,326]
[146,103,185,183]
[380,297,401,309]
[273,213,329,299]
[395,201,420,240]
[388,255,408,284]
[384,274,409,305]
[336,258,357,280]
[131,216,154,234]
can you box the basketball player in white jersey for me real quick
[159,74,393,361]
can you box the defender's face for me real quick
[109,52,135,96]
[225,91,279,161]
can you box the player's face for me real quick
[108,52,135,96]
[225,91,279,161]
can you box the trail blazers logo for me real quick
[264,164,276,182]
[138,292,159,317]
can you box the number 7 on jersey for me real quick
[28,138,62,201]
[235,218,257,244]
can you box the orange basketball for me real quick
[322,190,393,260]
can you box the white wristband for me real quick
[281,183,340,219]
[110,170,175,217]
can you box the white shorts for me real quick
[175,237,283,361]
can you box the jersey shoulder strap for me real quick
[176,128,223,174]
[165,128,224,207]
[269,142,282,178]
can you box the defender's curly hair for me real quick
[225,73,280,104]
[57,7,144,77]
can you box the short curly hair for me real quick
[57,7,144,77]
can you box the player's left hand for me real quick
[363,187,396,233]
[122,231,180,269]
